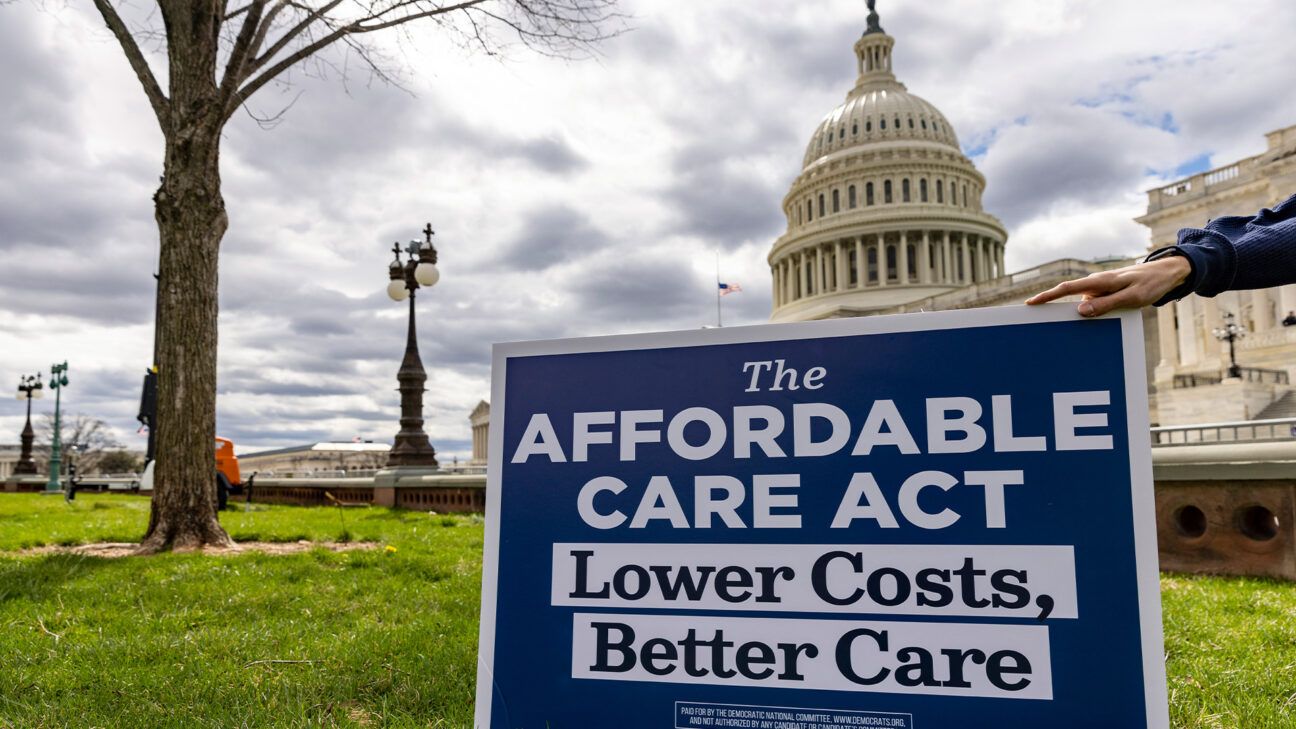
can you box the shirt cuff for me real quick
[1144,246,1195,306]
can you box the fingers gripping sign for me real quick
[1026,255,1191,317]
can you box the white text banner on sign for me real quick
[552,542,1078,619]
[571,612,1053,700]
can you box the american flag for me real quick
[718,282,743,296]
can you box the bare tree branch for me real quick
[218,0,267,102]
[91,0,169,129]
[246,0,292,65]
[243,0,346,82]
[226,0,500,120]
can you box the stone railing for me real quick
[1146,157,1261,212]
[1152,417,1296,445]
[1242,326,1296,350]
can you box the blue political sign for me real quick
[475,305,1167,728]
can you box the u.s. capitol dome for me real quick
[769,3,1008,321]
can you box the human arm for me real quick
[1024,255,1192,317]
[1028,192,1296,316]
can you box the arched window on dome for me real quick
[962,184,969,208]
[921,119,928,130]
[894,116,900,129]
[902,179,911,203]
[936,180,944,204]
[883,180,893,204]
[880,118,886,130]
[818,194,826,218]
[867,246,878,283]
[866,182,875,206]
[848,185,857,209]
[852,122,858,136]
[839,127,845,140]
[796,206,802,225]
[908,117,914,129]
[920,179,929,203]
[866,120,872,132]
[832,189,840,213]
[886,244,897,282]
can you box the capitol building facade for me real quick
[768,7,1296,427]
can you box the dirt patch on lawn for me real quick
[14,540,380,558]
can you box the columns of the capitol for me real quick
[1280,285,1296,320]
[1176,298,1199,365]
[875,235,887,287]
[1252,289,1275,330]
[836,241,848,291]
[943,230,953,282]
[854,237,864,289]
[1200,296,1223,360]
[898,231,909,285]
[813,246,821,294]
[1154,304,1179,384]
[960,235,972,285]
[919,231,931,284]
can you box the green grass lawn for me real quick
[1,493,1295,728]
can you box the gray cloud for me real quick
[494,205,609,271]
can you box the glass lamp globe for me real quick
[15,390,22,401]
[414,262,440,287]
[387,279,410,301]
[33,387,43,399]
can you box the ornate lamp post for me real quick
[14,373,43,476]
[45,362,69,493]
[1213,312,1245,379]
[384,224,441,468]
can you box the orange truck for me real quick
[139,437,244,508]
[215,437,243,508]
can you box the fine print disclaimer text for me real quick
[675,702,912,729]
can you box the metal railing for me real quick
[1173,372,1222,389]
[1173,367,1289,389]
[1151,417,1296,445]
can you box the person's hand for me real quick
[1025,255,1192,317]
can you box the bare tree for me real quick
[36,414,124,475]
[80,0,622,553]
[97,450,146,475]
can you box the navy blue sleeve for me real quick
[1175,192,1296,296]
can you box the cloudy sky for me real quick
[2,0,1293,458]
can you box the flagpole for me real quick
[715,251,722,328]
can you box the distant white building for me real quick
[237,442,391,475]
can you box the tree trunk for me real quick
[138,0,234,553]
